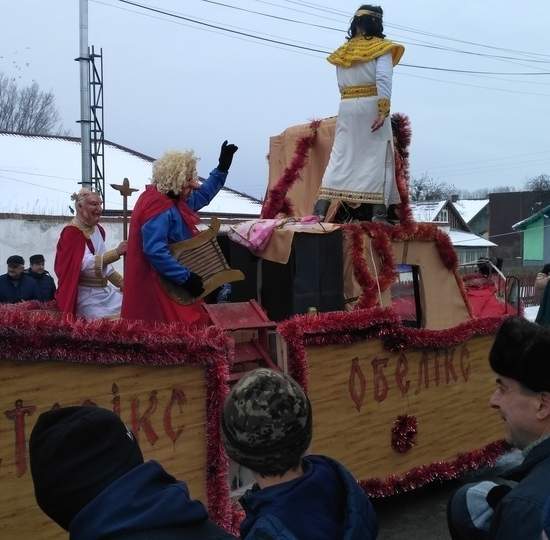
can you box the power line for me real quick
[268,0,550,59]
[94,0,550,98]
[91,0,326,58]
[0,167,79,182]
[396,71,550,98]
[425,150,550,172]
[0,174,126,209]
[113,0,550,76]
[193,0,550,67]
[251,0,345,24]
[400,65,550,76]
[115,0,330,53]
[419,158,550,179]
[195,0,343,32]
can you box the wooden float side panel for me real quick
[306,335,502,479]
[0,361,207,540]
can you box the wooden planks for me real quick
[0,360,207,540]
[306,335,502,480]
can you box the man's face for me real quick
[77,194,103,226]
[7,264,24,279]
[31,262,45,274]
[489,375,543,449]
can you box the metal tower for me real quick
[90,46,105,201]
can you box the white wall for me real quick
[0,217,125,282]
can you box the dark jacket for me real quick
[239,455,378,540]
[69,460,235,540]
[0,273,40,303]
[26,269,56,301]
[536,281,550,327]
[488,438,550,539]
[449,438,550,540]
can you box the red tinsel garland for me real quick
[391,113,415,231]
[0,309,234,529]
[345,224,379,310]
[362,440,509,498]
[338,114,475,316]
[279,308,508,497]
[279,308,505,389]
[261,119,321,219]
[278,307,399,388]
[391,414,418,453]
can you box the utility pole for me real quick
[78,0,92,189]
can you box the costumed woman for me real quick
[314,5,404,223]
[121,141,238,325]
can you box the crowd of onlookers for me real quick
[0,254,56,304]
[25,316,550,539]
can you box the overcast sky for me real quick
[1,0,549,199]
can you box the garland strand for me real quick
[261,119,322,219]
[362,440,509,498]
[0,307,234,530]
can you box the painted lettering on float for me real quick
[348,345,471,410]
[0,385,188,478]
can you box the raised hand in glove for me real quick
[182,271,205,298]
[217,140,239,173]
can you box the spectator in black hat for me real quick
[29,406,235,540]
[26,254,56,301]
[221,368,378,540]
[448,317,550,540]
[0,255,40,303]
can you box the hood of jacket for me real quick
[70,460,208,540]
[240,455,377,540]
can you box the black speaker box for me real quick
[260,229,344,321]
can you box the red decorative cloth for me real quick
[54,224,106,317]
[121,185,209,326]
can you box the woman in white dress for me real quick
[314,5,404,223]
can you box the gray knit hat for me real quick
[221,369,312,476]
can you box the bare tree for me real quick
[0,73,66,134]
[525,174,550,191]
[410,173,457,201]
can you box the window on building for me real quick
[390,264,423,328]
[436,208,449,222]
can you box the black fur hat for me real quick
[489,317,550,392]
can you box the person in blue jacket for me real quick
[122,141,238,324]
[221,368,378,540]
[0,255,40,303]
[29,406,235,540]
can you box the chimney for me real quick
[450,194,459,203]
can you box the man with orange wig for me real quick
[121,141,238,324]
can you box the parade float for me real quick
[0,114,517,538]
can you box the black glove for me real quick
[486,484,512,509]
[182,271,205,298]
[217,140,238,172]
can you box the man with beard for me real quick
[121,140,237,324]
[55,189,126,319]
[26,254,56,301]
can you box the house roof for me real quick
[452,199,489,224]
[448,230,496,248]
[410,201,447,223]
[0,131,262,217]
[512,204,550,230]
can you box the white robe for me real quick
[76,227,122,320]
[319,53,400,206]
